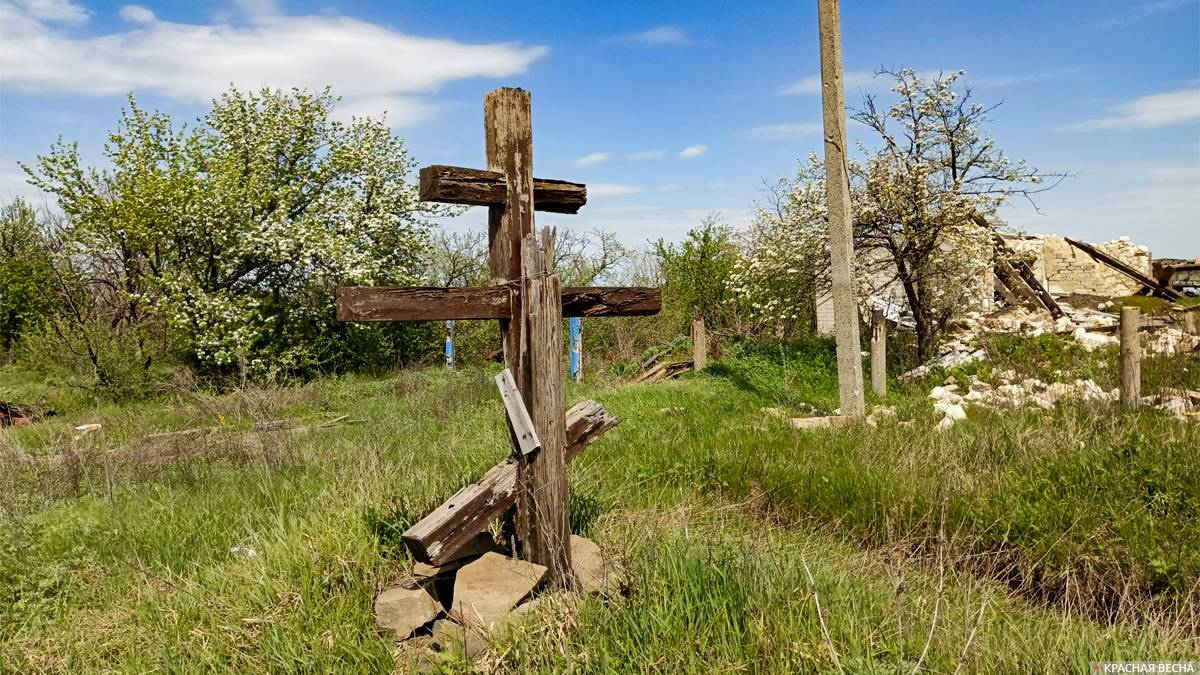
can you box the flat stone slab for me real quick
[452,552,547,629]
[570,535,622,595]
[374,586,441,639]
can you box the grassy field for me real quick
[1,337,1197,673]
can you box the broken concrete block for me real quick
[374,586,441,639]
[452,552,547,629]
[789,415,854,430]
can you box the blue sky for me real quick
[1,0,1197,256]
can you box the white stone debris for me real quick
[1072,326,1118,351]
[900,294,1196,383]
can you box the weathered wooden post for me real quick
[817,0,865,417]
[569,317,582,382]
[692,310,707,370]
[1120,306,1141,406]
[517,229,573,586]
[870,308,886,397]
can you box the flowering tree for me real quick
[852,69,1058,360]
[25,87,438,376]
[733,69,1060,360]
[728,154,830,336]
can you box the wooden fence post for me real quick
[517,229,573,588]
[692,310,707,370]
[870,308,886,397]
[1120,306,1141,406]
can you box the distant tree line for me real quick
[0,69,1054,395]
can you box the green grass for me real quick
[1,341,1197,673]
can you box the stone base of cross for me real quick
[336,88,660,588]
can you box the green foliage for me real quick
[1,340,1196,671]
[23,87,438,379]
[654,214,739,330]
[706,336,841,411]
[1110,295,1171,315]
[0,200,56,358]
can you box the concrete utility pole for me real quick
[817,0,865,416]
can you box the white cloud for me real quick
[574,152,610,167]
[775,70,880,96]
[331,95,437,127]
[606,25,691,47]
[0,158,50,204]
[971,67,1084,88]
[9,0,88,24]
[745,122,823,140]
[1062,87,1200,131]
[118,4,155,24]
[589,183,644,197]
[233,0,281,20]
[0,2,548,128]
[1097,0,1196,27]
[627,149,667,160]
[679,145,707,159]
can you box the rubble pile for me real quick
[901,298,1198,383]
[926,371,1197,429]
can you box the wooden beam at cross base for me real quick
[401,399,619,566]
[335,286,661,322]
[419,165,588,214]
[1064,237,1184,301]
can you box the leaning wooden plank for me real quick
[1064,237,1184,301]
[336,286,660,322]
[401,400,619,565]
[418,165,588,214]
[495,369,540,457]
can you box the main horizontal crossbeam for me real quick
[419,165,588,214]
[336,286,661,322]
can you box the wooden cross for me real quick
[336,87,660,587]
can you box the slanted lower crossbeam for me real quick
[402,399,619,565]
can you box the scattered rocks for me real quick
[379,535,625,668]
[374,586,441,639]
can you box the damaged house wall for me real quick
[815,232,1155,336]
[1003,233,1153,297]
